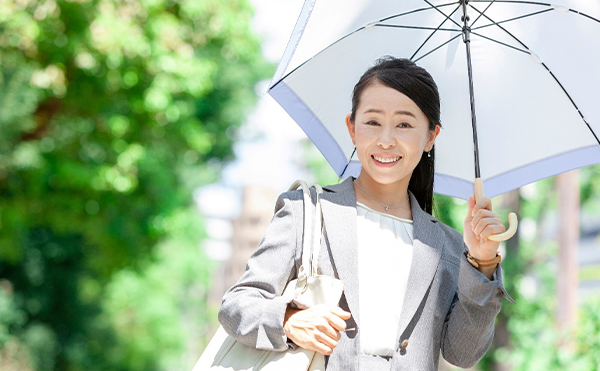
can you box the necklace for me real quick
[354,180,409,212]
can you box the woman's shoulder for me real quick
[273,183,323,213]
[276,179,348,204]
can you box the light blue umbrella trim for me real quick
[433,174,474,200]
[435,145,600,200]
[269,0,317,89]
[269,81,349,176]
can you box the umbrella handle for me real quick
[474,178,518,242]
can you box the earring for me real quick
[428,151,431,158]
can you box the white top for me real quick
[356,202,414,357]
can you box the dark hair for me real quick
[350,56,441,214]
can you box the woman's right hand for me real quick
[283,305,352,355]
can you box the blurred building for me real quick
[208,185,276,310]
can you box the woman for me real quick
[218,57,513,370]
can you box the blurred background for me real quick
[0,0,599,370]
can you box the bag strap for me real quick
[288,180,323,280]
[312,184,323,276]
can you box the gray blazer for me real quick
[218,177,513,370]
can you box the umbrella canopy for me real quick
[268,0,600,200]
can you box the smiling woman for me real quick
[346,58,442,217]
[217,57,513,371]
[346,81,440,220]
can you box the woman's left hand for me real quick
[463,195,505,275]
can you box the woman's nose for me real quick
[377,129,395,149]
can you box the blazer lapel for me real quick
[319,179,444,338]
[320,178,361,328]
[396,192,444,339]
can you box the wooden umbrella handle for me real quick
[474,178,518,242]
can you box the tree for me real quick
[0,0,270,369]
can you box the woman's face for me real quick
[346,81,440,186]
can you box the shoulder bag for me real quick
[192,180,345,371]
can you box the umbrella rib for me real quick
[423,0,464,29]
[410,4,462,61]
[340,146,357,179]
[470,31,529,54]
[470,0,551,5]
[470,0,600,25]
[379,2,459,23]
[470,0,497,28]
[577,11,600,25]
[472,9,552,31]
[413,34,462,63]
[271,4,462,89]
[469,6,600,146]
[377,24,461,32]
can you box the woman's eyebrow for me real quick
[363,108,416,118]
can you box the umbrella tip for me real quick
[528,51,542,64]
[363,21,379,31]
[552,5,569,13]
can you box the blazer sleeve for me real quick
[440,243,515,368]
[218,191,303,352]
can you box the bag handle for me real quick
[288,180,323,281]
[311,184,323,276]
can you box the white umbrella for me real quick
[268,0,600,205]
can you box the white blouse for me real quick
[356,202,414,357]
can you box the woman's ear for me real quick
[428,124,441,148]
[346,114,355,144]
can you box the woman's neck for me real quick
[353,175,412,219]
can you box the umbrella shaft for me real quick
[461,0,481,179]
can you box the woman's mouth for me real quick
[372,155,401,163]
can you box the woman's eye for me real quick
[398,122,411,128]
[365,120,379,126]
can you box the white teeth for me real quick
[373,155,400,163]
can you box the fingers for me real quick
[315,316,341,340]
[479,223,506,240]
[313,341,334,356]
[471,196,492,216]
[471,214,505,238]
[315,328,339,348]
[470,209,496,230]
[284,306,349,356]
[324,310,347,333]
[309,315,341,356]
[465,195,475,222]
[330,306,351,320]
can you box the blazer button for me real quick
[400,339,409,351]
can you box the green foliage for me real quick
[576,297,600,369]
[0,286,27,346]
[0,0,269,271]
[496,295,600,371]
[302,140,340,186]
[103,208,212,371]
[433,193,466,231]
[0,0,269,369]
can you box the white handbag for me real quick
[192,180,345,371]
